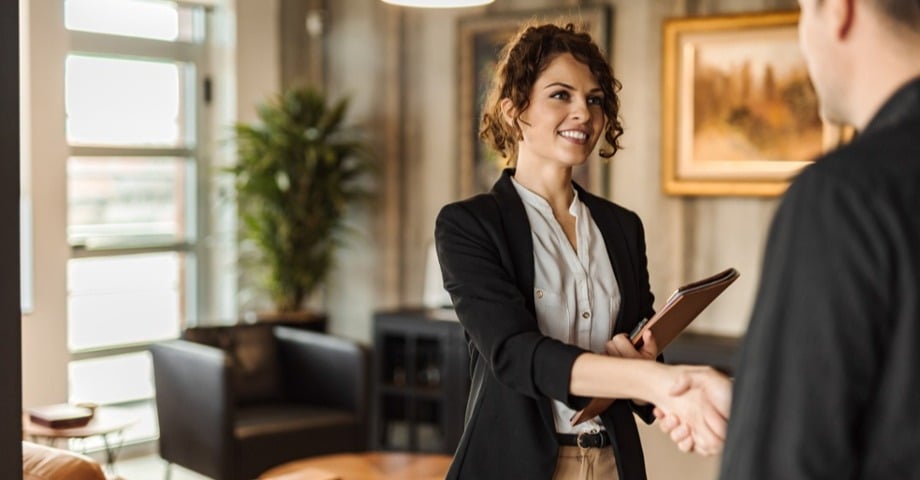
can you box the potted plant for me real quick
[230,86,374,322]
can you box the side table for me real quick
[259,452,452,480]
[23,407,137,475]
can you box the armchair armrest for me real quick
[274,327,369,417]
[150,340,234,479]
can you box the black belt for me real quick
[556,430,611,448]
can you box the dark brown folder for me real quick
[28,404,94,429]
[569,268,740,426]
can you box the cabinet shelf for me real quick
[372,308,470,454]
[379,384,444,399]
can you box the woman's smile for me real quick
[512,53,606,170]
[558,129,590,144]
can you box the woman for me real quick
[435,22,730,480]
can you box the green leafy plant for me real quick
[230,86,373,312]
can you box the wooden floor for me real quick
[106,429,718,480]
[112,455,211,480]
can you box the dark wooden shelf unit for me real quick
[372,309,470,454]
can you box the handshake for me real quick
[649,364,731,456]
[573,331,733,456]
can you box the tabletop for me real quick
[259,452,452,480]
[23,407,138,439]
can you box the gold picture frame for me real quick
[458,5,611,197]
[661,11,848,196]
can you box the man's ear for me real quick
[500,98,516,127]
[828,0,856,39]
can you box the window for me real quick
[64,0,211,447]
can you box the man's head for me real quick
[797,0,920,127]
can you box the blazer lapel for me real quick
[490,169,560,434]
[577,185,649,479]
[576,184,638,335]
[490,169,537,314]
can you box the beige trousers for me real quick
[552,445,619,480]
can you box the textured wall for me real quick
[318,0,803,478]
[320,1,799,477]
[321,0,796,340]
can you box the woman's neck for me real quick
[513,162,575,213]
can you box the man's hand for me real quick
[652,367,732,456]
[654,408,694,452]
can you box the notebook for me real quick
[569,267,740,426]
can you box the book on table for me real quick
[28,404,95,429]
[569,267,740,426]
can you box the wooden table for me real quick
[23,407,137,473]
[259,452,452,480]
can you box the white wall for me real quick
[235,0,280,127]
[323,0,392,342]
[21,0,69,408]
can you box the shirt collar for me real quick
[862,75,920,136]
[510,175,580,216]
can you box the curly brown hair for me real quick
[479,22,624,163]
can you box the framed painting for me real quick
[661,11,850,196]
[458,5,611,197]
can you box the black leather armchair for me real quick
[151,324,369,480]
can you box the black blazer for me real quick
[435,169,656,480]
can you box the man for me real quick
[719,0,920,478]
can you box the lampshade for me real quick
[381,0,494,7]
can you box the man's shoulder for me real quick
[798,119,920,193]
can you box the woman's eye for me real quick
[550,91,570,100]
[587,96,603,105]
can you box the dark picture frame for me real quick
[457,5,612,197]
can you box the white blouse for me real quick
[511,177,621,435]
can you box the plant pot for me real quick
[255,310,328,333]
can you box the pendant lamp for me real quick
[381,0,494,7]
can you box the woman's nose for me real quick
[570,100,591,122]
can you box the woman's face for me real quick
[513,53,606,170]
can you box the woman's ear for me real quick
[500,98,516,127]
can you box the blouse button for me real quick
[582,311,591,319]
[536,289,544,299]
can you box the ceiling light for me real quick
[381,0,494,8]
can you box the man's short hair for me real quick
[868,0,920,33]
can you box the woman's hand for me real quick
[651,366,732,456]
[604,330,659,360]
[604,331,660,406]
[605,331,659,406]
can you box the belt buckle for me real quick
[576,430,596,448]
